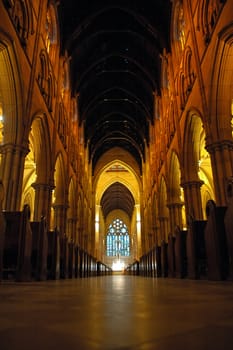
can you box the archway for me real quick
[94,150,142,265]
[21,114,52,221]
[0,38,24,210]
[158,176,170,242]
[168,151,186,230]
[183,111,215,219]
[50,153,66,232]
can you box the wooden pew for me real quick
[78,248,84,277]
[3,205,32,281]
[47,228,60,280]
[0,181,6,281]
[151,247,157,277]
[205,200,228,280]
[155,246,162,277]
[168,234,176,277]
[74,245,80,278]
[60,235,68,279]
[224,179,233,280]
[174,226,187,278]
[31,216,48,281]
[161,241,168,277]
[186,216,207,279]
[68,241,75,278]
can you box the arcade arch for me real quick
[183,110,214,220]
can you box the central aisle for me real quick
[0,275,233,350]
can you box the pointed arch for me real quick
[183,109,215,218]
[67,177,77,241]
[21,112,52,218]
[208,22,233,140]
[158,176,170,242]
[0,36,24,144]
[53,152,66,204]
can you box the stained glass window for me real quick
[106,219,130,257]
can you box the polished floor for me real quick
[0,275,233,350]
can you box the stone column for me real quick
[66,217,77,241]
[181,180,204,220]
[53,204,68,235]
[158,216,169,242]
[0,144,28,210]
[77,227,83,246]
[32,182,54,222]
[167,202,183,233]
[206,140,233,206]
[152,225,160,246]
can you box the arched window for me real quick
[106,219,130,257]
[177,3,186,51]
[4,0,34,46]
[173,1,186,61]
[45,4,58,63]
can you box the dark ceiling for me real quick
[58,0,171,174]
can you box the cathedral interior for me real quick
[0,0,233,349]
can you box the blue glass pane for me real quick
[106,219,130,257]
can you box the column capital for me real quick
[0,143,29,156]
[206,140,233,153]
[167,202,184,209]
[53,203,69,210]
[31,182,55,191]
[180,179,204,190]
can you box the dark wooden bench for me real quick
[3,205,32,281]
[186,216,207,279]
[224,179,233,280]
[174,226,187,278]
[168,234,176,277]
[205,200,228,280]
[0,202,6,281]
[47,228,60,279]
[161,240,168,277]
[60,235,68,279]
[31,216,48,281]
[155,246,162,277]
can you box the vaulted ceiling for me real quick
[58,0,171,174]
[58,0,171,218]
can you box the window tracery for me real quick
[106,219,130,257]
[173,1,186,61]
[38,50,54,112]
[4,0,34,46]
[179,47,195,110]
[198,0,225,44]
[58,102,67,149]
[177,4,186,51]
[70,134,77,172]
[45,4,57,63]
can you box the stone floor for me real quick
[0,275,233,350]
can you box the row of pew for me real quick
[126,199,233,281]
[0,205,112,282]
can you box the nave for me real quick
[1,275,233,350]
